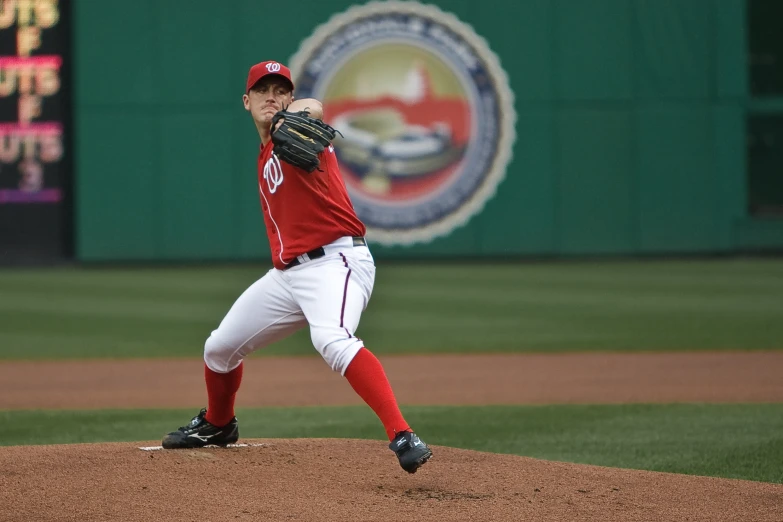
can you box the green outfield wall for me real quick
[73,0,783,261]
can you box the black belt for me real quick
[284,236,366,270]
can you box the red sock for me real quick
[344,347,410,441]
[204,362,243,427]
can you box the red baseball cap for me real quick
[246,61,294,93]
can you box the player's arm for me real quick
[286,98,323,120]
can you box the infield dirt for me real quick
[1,352,782,521]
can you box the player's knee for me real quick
[310,329,362,374]
[203,332,242,373]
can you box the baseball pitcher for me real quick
[160,61,432,473]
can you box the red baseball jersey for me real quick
[257,140,366,269]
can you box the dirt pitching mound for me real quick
[1,440,780,522]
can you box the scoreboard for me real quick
[0,0,70,261]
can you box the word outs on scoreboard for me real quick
[0,0,70,261]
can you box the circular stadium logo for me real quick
[290,1,516,246]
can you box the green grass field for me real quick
[0,259,781,359]
[1,404,781,484]
[1,259,781,484]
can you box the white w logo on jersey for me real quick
[263,154,284,193]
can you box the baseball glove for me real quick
[270,108,340,172]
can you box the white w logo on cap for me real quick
[266,62,281,72]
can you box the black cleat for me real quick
[389,431,432,473]
[162,408,239,449]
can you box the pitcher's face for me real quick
[243,76,294,126]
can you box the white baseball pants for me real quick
[203,236,376,375]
